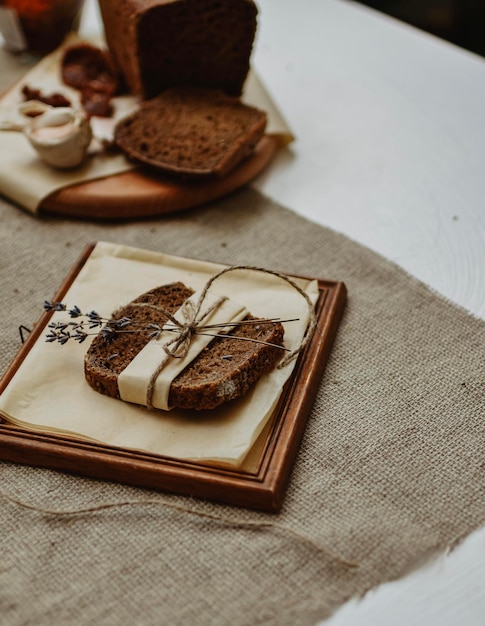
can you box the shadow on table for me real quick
[354,0,485,57]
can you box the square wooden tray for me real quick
[0,244,346,512]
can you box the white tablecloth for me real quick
[247,2,485,624]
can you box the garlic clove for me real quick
[0,100,51,131]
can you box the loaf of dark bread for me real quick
[114,87,267,178]
[84,283,285,411]
[98,0,258,99]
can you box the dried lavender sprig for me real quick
[45,301,105,327]
[44,301,133,344]
[43,301,296,348]
[45,301,159,335]
[44,301,293,331]
[46,328,87,344]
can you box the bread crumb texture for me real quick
[114,87,267,177]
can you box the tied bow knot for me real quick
[160,295,228,359]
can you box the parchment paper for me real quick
[0,242,318,467]
[0,37,294,213]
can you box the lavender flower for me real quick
[44,302,134,345]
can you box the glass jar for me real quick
[0,0,84,55]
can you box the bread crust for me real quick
[84,283,284,410]
[98,0,258,99]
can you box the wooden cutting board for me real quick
[40,135,278,220]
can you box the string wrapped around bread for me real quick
[45,265,316,412]
[84,283,285,411]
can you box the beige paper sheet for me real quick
[0,242,318,467]
[0,37,294,214]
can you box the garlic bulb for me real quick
[23,104,92,169]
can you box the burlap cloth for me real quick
[0,188,484,626]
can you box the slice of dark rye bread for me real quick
[84,283,285,411]
[114,87,267,178]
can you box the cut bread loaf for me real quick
[114,87,267,178]
[98,0,258,99]
[84,283,285,411]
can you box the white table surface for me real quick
[250,3,485,625]
[249,4,485,624]
[7,0,485,624]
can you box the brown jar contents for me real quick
[0,0,84,55]
[61,43,120,117]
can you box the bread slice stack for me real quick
[84,283,285,411]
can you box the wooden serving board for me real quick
[40,135,278,220]
[0,244,346,512]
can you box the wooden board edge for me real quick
[39,136,279,220]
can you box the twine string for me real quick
[141,295,227,409]
[161,295,228,359]
[0,489,358,569]
[128,265,316,409]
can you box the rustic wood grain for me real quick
[40,136,278,220]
